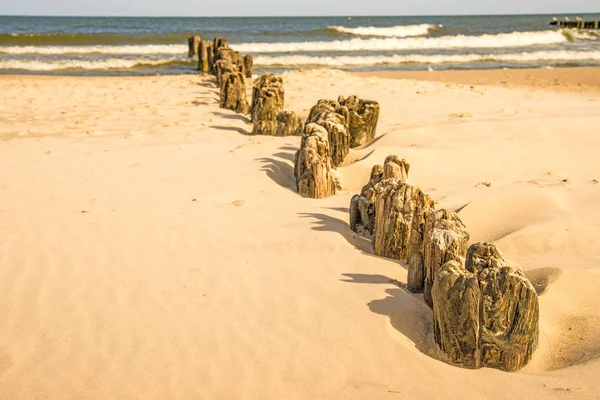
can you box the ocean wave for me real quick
[236,30,591,53]
[0,58,187,71]
[0,29,594,56]
[328,24,440,38]
[0,33,188,46]
[255,50,600,66]
[0,44,186,55]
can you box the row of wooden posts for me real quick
[186,35,540,373]
[347,156,540,372]
[550,18,600,29]
[188,35,254,77]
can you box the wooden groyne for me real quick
[550,18,600,29]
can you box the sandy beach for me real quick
[353,66,600,92]
[1,67,600,399]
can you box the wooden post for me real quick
[243,55,253,79]
[595,21,599,29]
[198,40,211,73]
[207,43,214,73]
[213,38,229,54]
[188,35,201,58]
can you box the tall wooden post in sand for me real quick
[198,40,211,72]
[188,35,201,58]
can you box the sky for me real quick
[0,0,597,16]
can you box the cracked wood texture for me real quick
[349,156,408,237]
[373,180,433,260]
[251,74,284,135]
[219,71,249,114]
[309,110,349,168]
[275,111,303,137]
[432,242,539,372]
[214,47,244,85]
[349,165,383,235]
[338,95,380,148]
[407,252,425,293]
[307,96,379,148]
[422,209,470,307]
[294,123,338,199]
[383,155,410,180]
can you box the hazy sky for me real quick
[0,0,597,16]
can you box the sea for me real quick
[1,14,599,75]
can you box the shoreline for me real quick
[352,66,600,93]
[2,66,599,94]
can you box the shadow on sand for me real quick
[211,111,251,123]
[256,146,298,192]
[210,125,251,135]
[298,212,377,256]
[192,97,218,106]
[341,272,448,364]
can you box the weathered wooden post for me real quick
[422,209,469,306]
[207,43,214,73]
[198,40,211,73]
[432,243,539,372]
[219,71,249,114]
[349,164,383,235]
[294,123,339,199]
[373,181,434,260]
[251,73,284,135]
[188,35,201,58]
[213,37,229,56]
[243,55,253,78]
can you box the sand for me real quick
[353,66,600,93]
[0,67,599,399]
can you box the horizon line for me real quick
[1,11,599,18]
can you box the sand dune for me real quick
[0,69,599,399]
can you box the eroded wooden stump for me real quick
[214,47,245,84]
[198,40,211,72]
[432,242,539,372]
[219,71,249,114]
[349,164,383,235]
[243,55,253,79]
[339,96,380,148]
[383,155,410,180]
[214,60,235,86]
[213,37,229,57]
[407,252,425,293]
[306,96,380,148]
[251,73,284,116]
[309,110,349,168]
[294,123,338,199]
[188,35,201,58]
[422,209,469,306]
[251,73,284,135]
[275,111,303,137]
[373,180,434,260]
[307,99,340,124]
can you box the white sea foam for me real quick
[255,51,600,67]
[2,50,597,71]
[0,44,185,55]
[236,30,587,53]
[0,58,183,70]
[329,24,440,37]
[0,30,593,57]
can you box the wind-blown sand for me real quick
[0,68,599,399]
